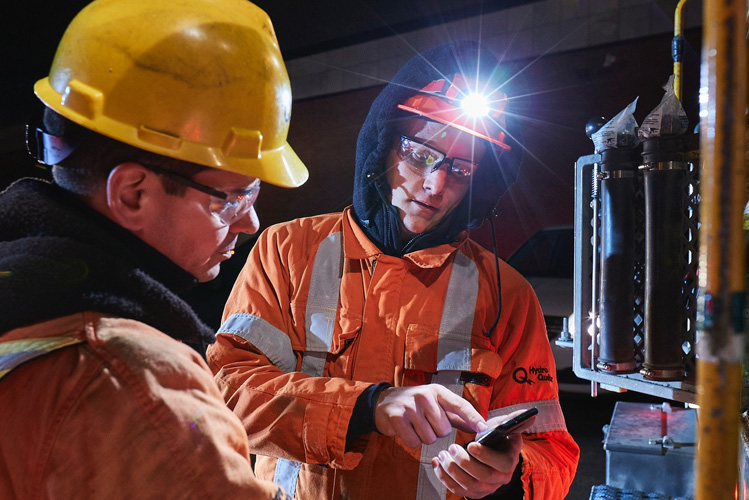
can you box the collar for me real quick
[1,178,198,292]
[0,178,212,356]
[342,207,467,269]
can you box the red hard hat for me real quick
[397,73,511,151]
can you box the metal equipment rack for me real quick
[571,152,700,404]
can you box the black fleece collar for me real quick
[0,178,214,356]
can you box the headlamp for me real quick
[396,73,511,151]
[460,93,491,118]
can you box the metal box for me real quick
[603,401,696,498]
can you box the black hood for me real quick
[352,40,525,256]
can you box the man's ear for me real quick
[106,162,159,231]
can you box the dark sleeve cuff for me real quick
[345,382,392,451]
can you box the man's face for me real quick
[145,167,260,282]
[385,118,486,239]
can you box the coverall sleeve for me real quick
[489,262,580,499]
[9,316,289,500]
[207,223,372,469]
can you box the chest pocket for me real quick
[405,326,502,406]
[399,326,503,460]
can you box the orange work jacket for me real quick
[208,207,580,499]
[0,312,287,499]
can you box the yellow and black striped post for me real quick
[673,0,689,101]
[695,0,747,498]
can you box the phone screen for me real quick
[474,407,538,450]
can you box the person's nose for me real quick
[229,205,260,234]
[422,164,448,194]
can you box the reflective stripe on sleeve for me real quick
[0,336,84,381]
[488,399,568,434]
[218,313,297,374]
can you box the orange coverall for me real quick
[209,207,580,499]
[0,312,287,499]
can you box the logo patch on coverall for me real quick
[512,366,554,385]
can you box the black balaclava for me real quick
[352,40,525,256]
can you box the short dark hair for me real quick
[43,108,207,197]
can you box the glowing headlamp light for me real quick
[396,73,512,150]
[461,93,491,118]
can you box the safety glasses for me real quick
[396,135,479,182]
[141,163,260,226]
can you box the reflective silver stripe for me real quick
[417,251,480,500]
[274,459,302,498]
[417,370,463,500]
[436,251,479,371]
[0,336,84,381]
[488,399,568,434]
[302,232,342,376]
[275,232,343,497]
[416,463,446,500]
[218,313,297,374]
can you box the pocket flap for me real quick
[330,312,362,354]
[404,324,439,372]
[469,348,503,381]
[404,324,502,382]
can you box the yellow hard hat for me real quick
[34,0,308,188]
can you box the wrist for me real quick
[369,382,393,434]
[345,382,393,450]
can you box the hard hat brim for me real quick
[251,143,309,188]
[397,103,511,151]
[35,78,309,188]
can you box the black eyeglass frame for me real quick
[140,162,261,226]
[139,162,232,200]
[397,135,480,178]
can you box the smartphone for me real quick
[474,407,538,450]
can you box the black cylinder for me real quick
[640,136,687,381]
[597,148,639,373]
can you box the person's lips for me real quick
[412,199,439,213]
[218,241,237,258]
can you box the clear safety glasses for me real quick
[141,163,260,226]
[396,135,479,182]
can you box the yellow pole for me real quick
[696,0,747,498]
[673,0,689,101]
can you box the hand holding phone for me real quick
[473,407,538,450]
